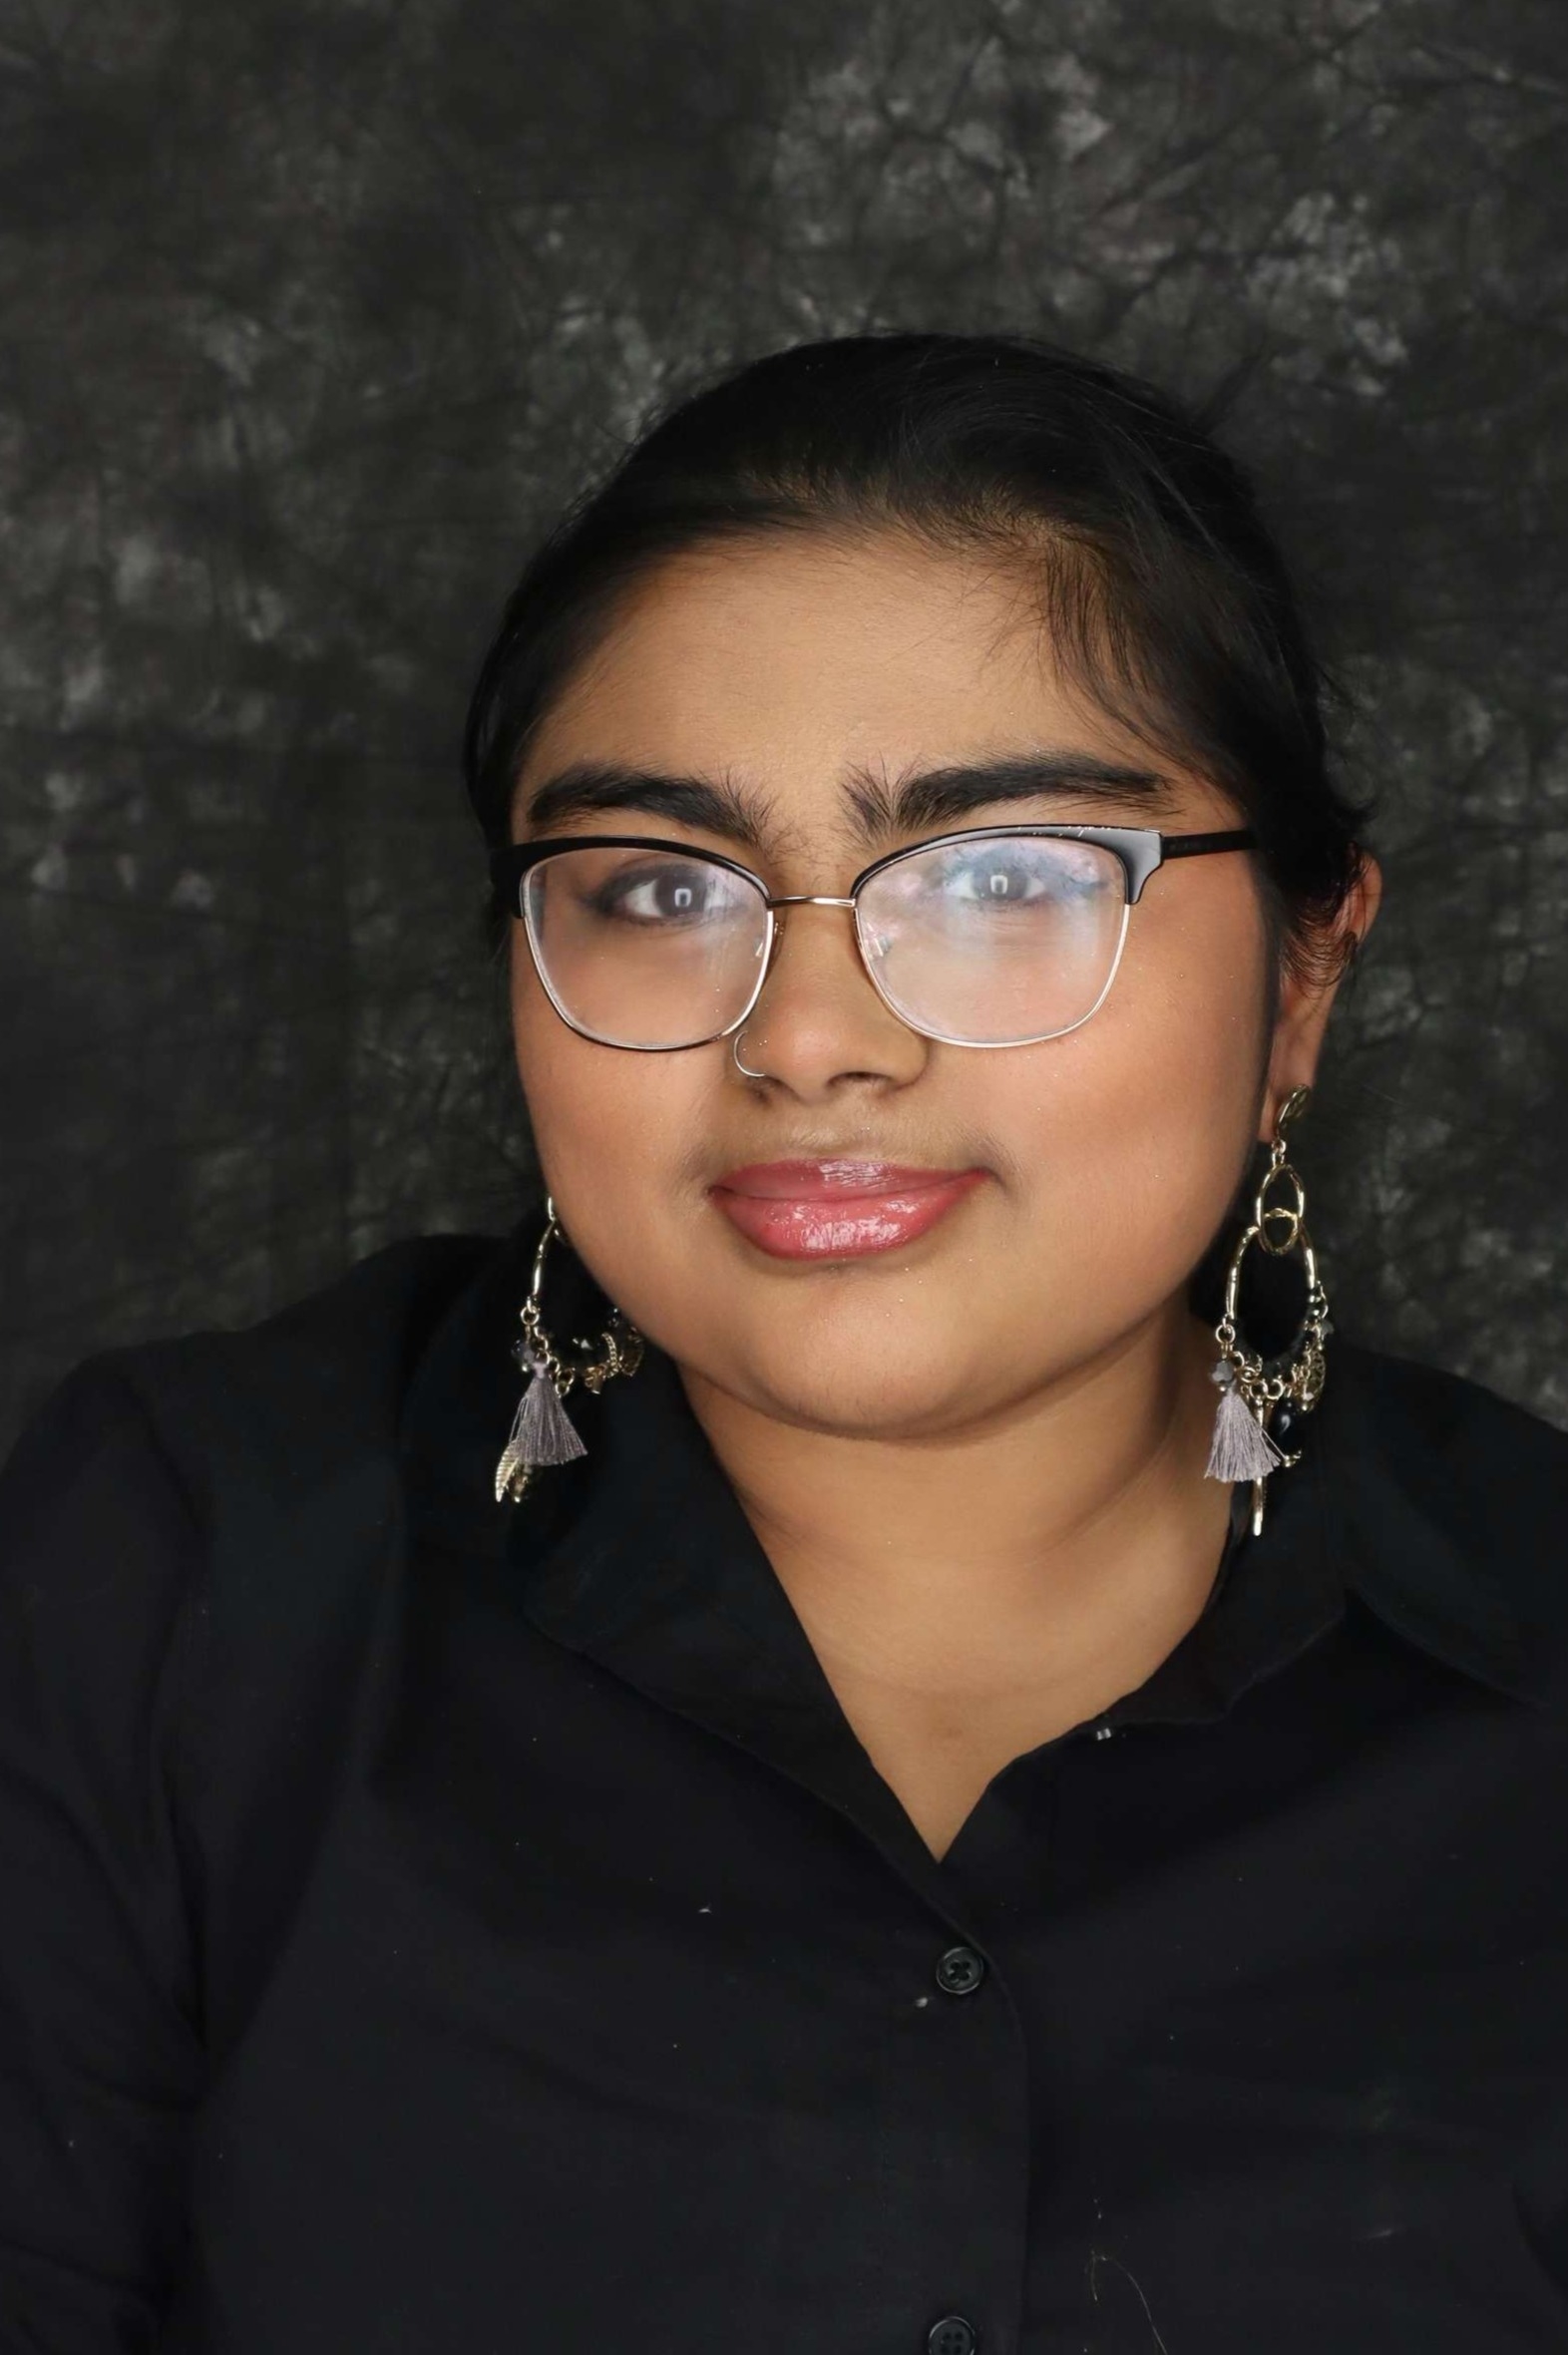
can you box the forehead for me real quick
[513,529,1238,851]
[528,536,1096,776]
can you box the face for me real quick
[508,529,1373,1439]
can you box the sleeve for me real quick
[0,1357,205,2350]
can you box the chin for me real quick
[752,1364,973,1439]
[720,1303,998,1439]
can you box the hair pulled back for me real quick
[463,331,1371,989]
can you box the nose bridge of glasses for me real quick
[749,889,887,1023]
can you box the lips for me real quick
[709,1159,986,1260]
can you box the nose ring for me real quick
[732,1028,768,1080]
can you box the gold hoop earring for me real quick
[494,1196,645,1505]
[1205,1084,1333,1537]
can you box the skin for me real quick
[508,528,1381,1859]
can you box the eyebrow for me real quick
[522,764,774,853]
[848,753,1179,836]
[520,752,1179,852]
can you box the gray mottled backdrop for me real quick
[4,0,1567,1452]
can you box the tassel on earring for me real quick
[494,1196,644,1505]
[496,1340,588,1497]
[1206,1085,1333,1536]
[1205,1362,1286,1484]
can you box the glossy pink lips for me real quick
[709,1159,986,1260]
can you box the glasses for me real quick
[489,823,1257,1052]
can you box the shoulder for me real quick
[0,1230,515,1855]
[1335,1338,1567,1471]
[6,1229,501,1512]
[137,1228,503,1497]
[0,1229,509,1640]
[1327,1337,1568,1656]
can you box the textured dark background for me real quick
[4,0,1567,1455]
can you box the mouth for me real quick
[708,1158,988,1260]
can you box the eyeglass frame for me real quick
[488,821,1259,1053]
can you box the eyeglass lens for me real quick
[522,836,1130,1050]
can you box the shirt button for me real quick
[928,2319,979,2355]
[934,1944,985,1997]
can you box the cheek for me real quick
[511,958,710,1286]
[984,885,1269,1283]
[1067,889,1267,1253]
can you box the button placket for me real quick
[896,1926,1019,2355]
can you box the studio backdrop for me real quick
[4,0,1566,1455]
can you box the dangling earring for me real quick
[494,1196,645,1505]
[1205,1084,1333,1537]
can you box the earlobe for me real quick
[1257,979,1338,1148]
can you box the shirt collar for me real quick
[398,1220,953,1897]
[396,1216,1545,1767]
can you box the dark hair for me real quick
[463,331,1372,991]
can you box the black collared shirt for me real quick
[4,1219,1568,2354]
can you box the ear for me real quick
[1260,852,1382,1144]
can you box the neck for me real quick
[678,1305,1234,1706]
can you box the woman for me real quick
[3,333,1566,2355]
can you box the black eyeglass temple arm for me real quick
[1159,828,1258,859]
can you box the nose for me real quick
[735,899,928,1098]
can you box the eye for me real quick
[945,854,1051,905]
[926,840,1110,907]
[590,861,731,925]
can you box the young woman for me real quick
[4,333,1566,2355]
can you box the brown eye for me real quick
[587,861,732,927]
